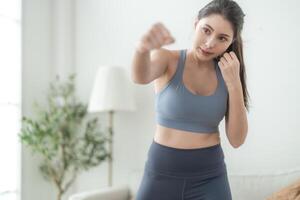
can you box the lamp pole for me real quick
[108,110,114,186]
[87,66,136,187]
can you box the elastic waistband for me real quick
[144,139,226,179]
[151,139,222,151]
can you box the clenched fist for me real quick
[136,22,175,53]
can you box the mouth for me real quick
[198,47,213,56]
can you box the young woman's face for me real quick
[192,14,235,61]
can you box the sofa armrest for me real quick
[69,185,130,200]
[228,170,300,200]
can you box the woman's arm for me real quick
[225,82,248,148]
[218,51,248,149]
[131,22,175,84]
[131,48,170,84]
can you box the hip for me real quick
[144,139,227,180]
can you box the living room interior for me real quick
[1,0,300,200]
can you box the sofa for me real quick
[69,169,300,200]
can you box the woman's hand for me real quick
[136,22,175,53]
[217,51,242,90]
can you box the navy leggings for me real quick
[135,139,232,200]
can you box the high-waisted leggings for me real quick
[135,139,232,200]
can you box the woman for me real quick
[131,0,249,199]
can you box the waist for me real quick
[145,139,226,179]
[154,124,221,149]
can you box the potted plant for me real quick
[19,74,110,200]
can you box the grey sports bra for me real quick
[155,49,228,133]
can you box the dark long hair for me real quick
[198,0,251,113]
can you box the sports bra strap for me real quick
[171,49,187,86]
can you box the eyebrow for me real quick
[204,24,231,38]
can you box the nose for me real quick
[205,37,216,49]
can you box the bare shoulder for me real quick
[150,48,172,65]
[163,49,181,74]
[153,49,181,94]
[152,48,180,71]
[149,48,176,80]
[168,49,181,64]
[151,47,172,57]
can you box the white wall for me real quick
[228,0,300,174]
[22,0,300,199]
[21,0,55,199]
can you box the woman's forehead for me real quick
[198,14,234,37]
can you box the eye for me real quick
[219,37,227,42]
[202,27,210,34]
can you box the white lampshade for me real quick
[88,66,136,113]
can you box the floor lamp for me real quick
[88,66,136,186]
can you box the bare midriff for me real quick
[154,124,221,149]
